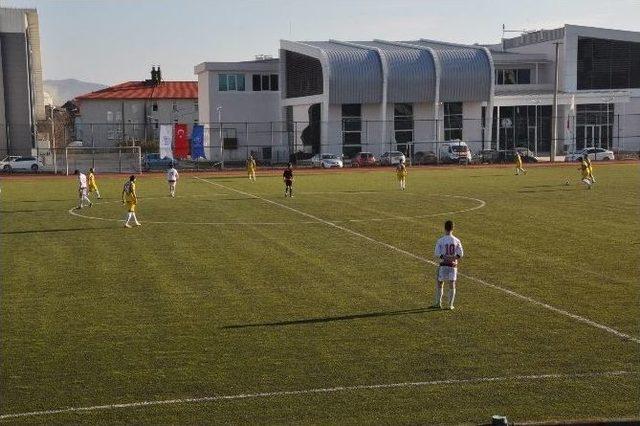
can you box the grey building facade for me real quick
[0,7,44,156]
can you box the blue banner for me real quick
[191,125,205,159]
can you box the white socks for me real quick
[448,285,456,307]
[434,283,443,306]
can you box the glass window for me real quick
[236,74,245,91]
[253,74,261,91]
[504,70,516,84]
[394,103,414,144]
[262,75,270,91]
[106,111,113,123]
[228,75,236,91]
[342,104,362,147]
[444,102,463,141]
[219,74,228,91]
[517,69,531,84]
[270,74,279,91]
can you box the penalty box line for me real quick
[0,371,636,420]
[194,177,640,345]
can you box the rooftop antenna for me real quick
[501,24,530,40]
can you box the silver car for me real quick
[565,147,615,162]
[379,151,406,165]
[311,154,343,168]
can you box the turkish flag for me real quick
[174,124,189,159]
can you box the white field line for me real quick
[0,371,636,420]
[67,190,485,226]
[195,177,640,345]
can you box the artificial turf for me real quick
[1,163,639,424]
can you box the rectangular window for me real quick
[172,102,178,112]
[152,103,158,112]
[394,103,414,146]
[342,104,362,149]
[444,102,463,141]
[495,69,532,85]
[219,74,245,92]
[577,37,640,89]
[219,74,228,91]
[222,128,238,149]
[252,74,279,91]
[106,111,113,123]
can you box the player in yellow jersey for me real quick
[87,168,101,199]
[246,155,257,182]
[584,155,596,183]
[121,175,141,228]
[514,152,526,175]
[396,159,407,190]
[578,157,592,189]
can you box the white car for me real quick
[311,154,343,168]
[565,147,615,162]
[379,151,406,165]
[0,156,44,172]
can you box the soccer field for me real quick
[1,163,639,424]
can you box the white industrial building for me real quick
[194,58,281,162]
[196,24,639,162]
[0,7,45,156]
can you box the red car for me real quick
[351,152,377,167]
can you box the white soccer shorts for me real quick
[79,187,88,197]
[437,266,458,282]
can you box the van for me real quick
[440,140,472,164]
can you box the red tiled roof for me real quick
[76,81,197,100]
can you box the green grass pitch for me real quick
[1,163,639,424]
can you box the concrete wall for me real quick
[1,32,32,155]
[197,66,281,162]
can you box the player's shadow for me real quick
[222,307,441,329]
[521,184,564,189]
[1,226,114,235]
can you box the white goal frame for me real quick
[64,146,142,175]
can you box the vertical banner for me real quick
[174,124,189,159]
[159,125,174,159]
[191,124,206,159]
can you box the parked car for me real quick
[0,156,44,172]
[142,153,177,171]
[514,147,540,162]
[379,151,406,166]
[565,147,615,162]
[440,141,472,163]
[311,153,343,168]
[414,151,438,165]
[351,152,377,167]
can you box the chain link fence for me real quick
[1,112,639,173]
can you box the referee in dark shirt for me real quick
[283,163,294,197]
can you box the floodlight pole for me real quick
[217,106,223,169]
[50,107,58,174]
[551,41,562,162]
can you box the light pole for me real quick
[551,41,562,162]
[217,106,223,169]
[529,95,541,156]
[602,93,614,150]
[50,107,57,174]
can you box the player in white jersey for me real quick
[166,164,179,197]
[432,220,464,310]
[75,169,92,209]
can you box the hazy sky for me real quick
[3,0,639,84]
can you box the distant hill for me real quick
[43,79,108,106]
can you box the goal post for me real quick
[64,146,142,175]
